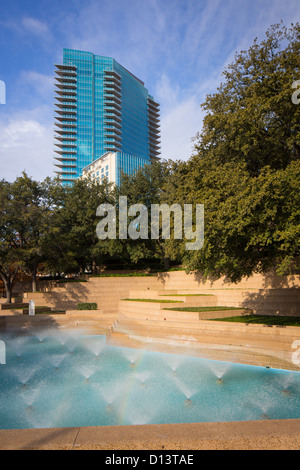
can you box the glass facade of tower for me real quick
[54,49,160,186]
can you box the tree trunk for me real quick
[92,257,97,274]
[164,257,170,271]
[31,263,37,292]
[0,266,20,304]
[3,280,12,304]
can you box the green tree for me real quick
[0,179,22,302]
[53,176,115,275]
[0,173,64,295]
[184,22,300,281]
[193,22,300,175]
[183,159,300,282]
[116,160,184,270]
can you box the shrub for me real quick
[77,302,98,310]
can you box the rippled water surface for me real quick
[0,330,299,429]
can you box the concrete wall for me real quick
[23,276,164,312]
[20,270,300,317]
[108,314,300,371]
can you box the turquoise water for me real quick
[0,330,299,430]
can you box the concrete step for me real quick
[115,315,300,338]
[2,310,117,334]
[109,328,293,354]
[126,291,218,306]
[22,306,53,315]
[107,332,297,371]
[0,303,29,310]
[118,299,185,311]
[112,319,297,348]
[117,306,250,321]
[0,296,23,304]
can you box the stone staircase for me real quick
[1,272,299,370]
[117,289,247,320]
[1,311,117,335]
[3,271,299,316]
[107,289,300,371]
[108,315,300,371]
[0,302,65,315]
[20,276,164,313]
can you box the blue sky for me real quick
[0,0,299,181]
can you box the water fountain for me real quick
[48,353,68,369]
[133,370,150,387]
[77,364,98,382]
[83,336,106,358]
[0,332,299,430]
[121,348,143,365]
[163,354,185,373]
[184,399,193,407]
[9,336,28,358]
[20,387,40,406]
[96,380,123,406]
[34,329,48,343]
[172,375,197,400]
[208,361,230,381]
[10,366,40,387]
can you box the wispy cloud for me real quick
[155,74,205,160]
[0,107,54,182]
[160,95,205,161]
[21,17,49,37]
[1,16,50,40]
[20,71,54,99]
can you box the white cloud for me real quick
[21,17,49,37]
[156,70,221,161]
[156,74,180,111]
[0,120,44,149]
[156,75,205,161]
[160,95,204,161]
[0,114,54,182]
[20,71,54,99]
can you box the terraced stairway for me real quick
[1,310,116,335]
[3,273,299,370]
[20,276,164,313]
[0,302,29,310]
[107,290,300,371]
[117,289,247,320]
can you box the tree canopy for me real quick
[192,22,300,175]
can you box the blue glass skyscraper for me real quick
[54,49,160,186]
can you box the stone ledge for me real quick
[0,419,299,450]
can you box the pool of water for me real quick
[0,330,299,430]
